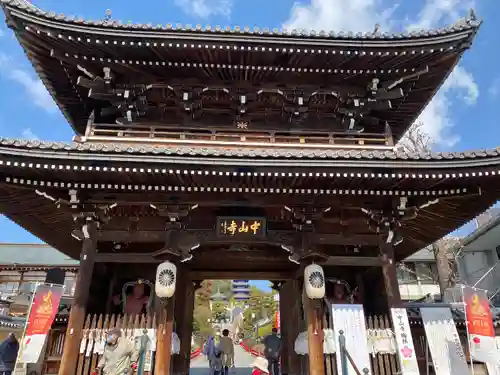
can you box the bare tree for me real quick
[397,122,432,153]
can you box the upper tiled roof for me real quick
[0,138,499,164]
[1,0,481,43]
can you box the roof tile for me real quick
[0,137,500,162]
[1,0,481,42]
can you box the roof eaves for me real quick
[1,0,481,46]
[460,214,500,249]
[2,138,500,169]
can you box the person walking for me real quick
[94,329,138,375]
[0,333,19,375]
[263,328,281,375]
[204,336,217,375]
[218,329,234,375]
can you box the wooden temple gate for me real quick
[0,1,497,375]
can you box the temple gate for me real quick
[0,2,498,374]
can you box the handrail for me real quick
[338,330,370,375]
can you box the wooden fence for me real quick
[43,313,202,375]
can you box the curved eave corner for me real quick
[1,0,481,47]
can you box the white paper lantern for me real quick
[155,261,177,298]
[304,263,325,299]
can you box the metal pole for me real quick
[425,339,430,375]
[339,330,348,375]
[472,260,500,288]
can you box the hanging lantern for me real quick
[304,264,325,299]
[155,261,177,298]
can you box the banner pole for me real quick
[461,284,475,375]
[13,282,40,375]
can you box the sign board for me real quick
[331,304,371,375]
[217,217,266,238]
[390,308,420,375]
[420,307,469,375]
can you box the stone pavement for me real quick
[190,344,256,375]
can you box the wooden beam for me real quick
[189,270,295,280]
[321,256,381,267]
[93,229,379,246]
[58,220,98,375]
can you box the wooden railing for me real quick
[82,122,393,148]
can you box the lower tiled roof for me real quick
[1,138,500,162]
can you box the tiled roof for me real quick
[1,0,480,43]
[0,243,79,266]
[1,138,500,162]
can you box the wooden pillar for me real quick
[155,295,176,375]
[288,280,303,375]
[279,282,291,375]
[379,237,402,308]
[173,272,195,375]
[58,218,98,375]
[304,289,325,375]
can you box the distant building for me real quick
[455,212,500,306]
[232,279,250,301]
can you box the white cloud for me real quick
[21,128,39,140]
[8,68,57,113]
[283,0,479,148]
[174,0,233,18]
[488,77,500,97]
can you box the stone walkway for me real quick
[190,344,256,375]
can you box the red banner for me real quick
[26,284,63,335]
[274,311,280,330]
[18,284,63,363]
[463,286,496,363]
[464,287,494,337]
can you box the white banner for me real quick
[390,308,420,375]
[486,337,500,375]
[331,304,371,375]
[420,307,469,375]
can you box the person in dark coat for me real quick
[0,333,19,375]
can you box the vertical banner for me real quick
[390,308,420,375]
[331,304,371,375]
[463,286,496,363]
[485,337,500,375]
[18,284,63,363]
[274,311,280,330]
[420,307,468,375]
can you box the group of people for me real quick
[204,329,235,375]
[204,327,282,375]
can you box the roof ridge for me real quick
[1,0,481,41]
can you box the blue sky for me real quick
[0,0,499,291]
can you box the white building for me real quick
[455,212,500,306]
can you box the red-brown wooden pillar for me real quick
[155,294,176,375]
[58,217,98,375]
[173,270,195,375]
[379,236,402,308]
[304,287,325,375]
